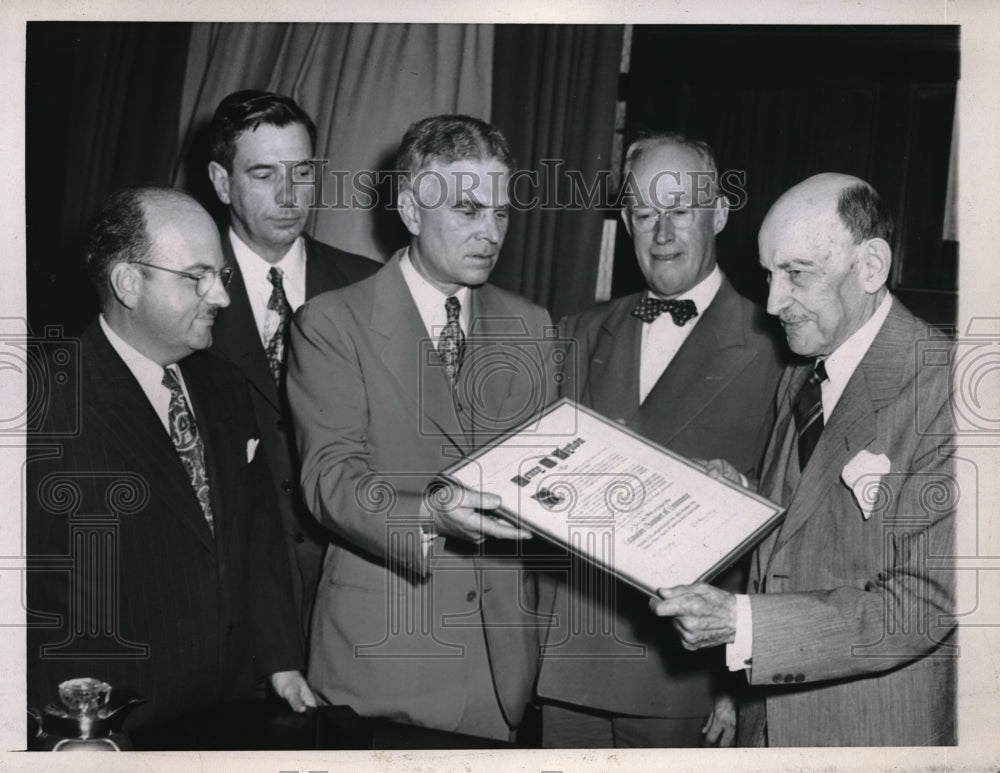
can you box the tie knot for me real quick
[161,365,182,394]
[631,297,699,326]
[268,267,284,288]
[810,359,829,385]
[445,295,461,324]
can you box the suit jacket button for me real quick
[295,532,306,544]
[794,674,805,683]
[466,591,477,603]
[281,479,294,492]
[772,674,784,683]
[276,419,287,432]
[783,674,796,683]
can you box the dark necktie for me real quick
[439,296,465,386]
[265,267,292,385]
[632,297,699,326]
[162,366,214,535]
[792,359,829,471]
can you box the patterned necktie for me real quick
[792,359,829,471]
[439,296,465,386]
[265,267,292,385]
[632,297,699,326]
[162,366,214,535]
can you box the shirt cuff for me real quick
[726,593,753,672]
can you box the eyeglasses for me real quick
[133,262,234,297]
[628,203,713,233]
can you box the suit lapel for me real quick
[85,324,216,553]
[183,356,237,552]
[636,279,756,446]
[214,235,281,412]
[369,254,467,454]
[586,296,642,422]
[768,298,914,557]
[304,234,348,297]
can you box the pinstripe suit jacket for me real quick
[739,297,957,746]
[26,322,303,731]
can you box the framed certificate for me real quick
[443,398,784,597]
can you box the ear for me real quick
[397,187,421,237]
[711,195,730,235]
[208,161,232,205]
[858,238,892,293]
[109,262,142,310]
[620,207,633,239]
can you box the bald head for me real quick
[759,173,893,358]
[86,188,214,302]
[88,186,230,365]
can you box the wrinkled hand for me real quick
[697,458,747,488]
[702,693,737,747]
[422,482,531,543]
[270,670,317,713]
[649,583,737,650]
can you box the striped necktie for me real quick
[792,359,828,471]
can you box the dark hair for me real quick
[836,182,894,244]
[84,187,151,296]
[207,89,317,173]
[623,131,721,200]
[395,114,514,190]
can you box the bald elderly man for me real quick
[650,173,956,746]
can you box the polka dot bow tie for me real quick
[631,297,699,326]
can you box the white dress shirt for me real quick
[398,248,472,552]
[229,228,307,346]
[638,265,723,403]
[99,314,194,432]
[399,248,470,344]
[727,292,895,672]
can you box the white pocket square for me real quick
[246,438,260,463]
[841,450,891,520]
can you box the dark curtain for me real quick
[26,22,192,335]
[491,25,623,321]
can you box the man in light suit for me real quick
[535,133,784,748]
[206,90,380,637]
[287,115,557,742]
[651,173,956,746]
[27,188,314,734]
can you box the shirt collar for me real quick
[398,247,470,329]
[99,313,175,389]
[229,227,306,286]
[821,292,894,395]
[647,264,723,315]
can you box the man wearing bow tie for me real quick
[650,174,957,746]
[536,133,784,748]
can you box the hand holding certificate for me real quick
[444,398,784,597]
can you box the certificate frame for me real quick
[443,397,785,597]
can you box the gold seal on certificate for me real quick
[443,398,785,596]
